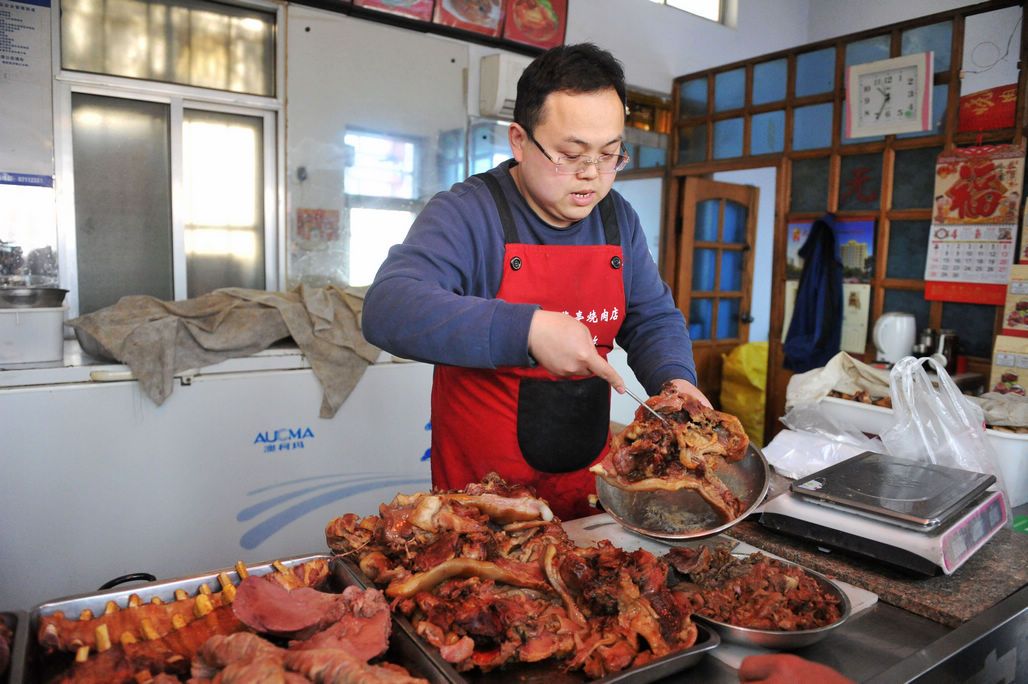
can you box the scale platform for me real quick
[760,452,1008,576]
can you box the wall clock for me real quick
[845,52,933,138]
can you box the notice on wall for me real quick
[0,0,53,178]
[990,335,1028,396]
[1002,265,1028,338]
[924,143,1023,305]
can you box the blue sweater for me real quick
[362,160,696,394]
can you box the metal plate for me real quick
[690,553,852,650]
[2,611,28,684]
[22,554,450,684]
[596,444,770,540]
[334,558,720,683]
[0,288,68,309]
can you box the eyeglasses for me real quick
[528,133,630,175]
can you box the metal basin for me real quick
[690,555,852,649]
[0,287,68,309]
[596,444,770,540]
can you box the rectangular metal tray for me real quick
[20,553,452,684]
[333,558,720,684]
[2,611,28,684]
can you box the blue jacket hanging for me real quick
[783,214,843,372]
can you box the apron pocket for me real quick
[516,376,610,473]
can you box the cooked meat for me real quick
[591,383,749,521]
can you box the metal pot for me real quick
[0,287,69,309]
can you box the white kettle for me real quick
[873,312,916,364]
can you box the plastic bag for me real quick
[720,342,767,444]
[880,356,1010,505]
[763,403,886,479]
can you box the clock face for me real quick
[857,66,920,127]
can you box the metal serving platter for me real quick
[596,444,770,541]
[689,553,852,650]
[0,287,68,309]
[21,553,452,684]
[2,612,28,684]
[334,558,720,684]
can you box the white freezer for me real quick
[0,344,435,609]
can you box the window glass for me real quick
[713,117,743,159]
[679,78,708,117]
[638,145,666,168]
[692,248,716,291]
[689,298,713,340]
[183,109,265,297]
[678,124,707,164]
[795,47,835,97]
[720,251,742,291]
[695,199,719,241]
[348,208,416,286]
[664,0,721,22]
[72,93,173,314]
[344,131,417,199]
[941,302,996,358]
[793,103,833,150]
[714,69,746,112]
[717,298,740,339]
[469,120,510,175]
[845,35,891,68]
[887,221,931,279]
[750,110,785,155]
[893,147,942,209]
[790,157,830,213]
[902,21,953,72]
[883,289,930,335]
[723,202,747,244]
[61,0,276,96]
[753,59,787,105]
[838,153,882,211]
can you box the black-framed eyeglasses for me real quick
[528,133,630,175]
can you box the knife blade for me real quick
[623,387,672,427]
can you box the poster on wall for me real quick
[433,0,503,37]
[502,0,566,50]
[354,0,434,22]
[1002,265,1028,338]
[0,0,54,178]
[295,209,341,242]
[923,143,1023,305]
[990,335,1028,396]
[781,219,875,355]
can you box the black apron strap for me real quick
[475,168,622,247]
[598,192,621,246]
[474,171,520,245]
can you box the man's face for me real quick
[509,88,625,228]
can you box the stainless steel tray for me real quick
[22,553,451,684]
[334,558,720,683]
[689,553,852,650]
[596,444,770,541]
[2,612,28,684]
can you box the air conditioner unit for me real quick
[479,53,533,120]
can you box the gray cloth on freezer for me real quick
[67,286,380,418]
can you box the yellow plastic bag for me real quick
[720,342,768,445]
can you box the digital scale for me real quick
[760,452,1009,576]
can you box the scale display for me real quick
[790,451,995,527]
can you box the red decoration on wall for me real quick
[958,84,1017,133]
[433,0,504,37]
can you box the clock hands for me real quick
[875,87,891,120]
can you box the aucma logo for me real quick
[254,427,315,453]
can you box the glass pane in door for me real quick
[695,199,719,241]
[183,109,266,297]
[72,93,173,314]
[692,248,716,291]
[720,250,742,291]
[717,298,740,339]
[722,201,747,243]
[688,298,712,340]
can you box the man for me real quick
[363,43,706,519]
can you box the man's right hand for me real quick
[527,310,625,391]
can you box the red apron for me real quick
[430,171,626,520]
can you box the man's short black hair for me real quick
[513,43,627,133]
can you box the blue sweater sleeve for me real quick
[362,179,538,368]
[616,203,697,392]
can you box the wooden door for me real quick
[675,178,759,406]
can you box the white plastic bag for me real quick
[765,403,886,479]
[880,356,1010,506]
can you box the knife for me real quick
[623,387,672,427]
